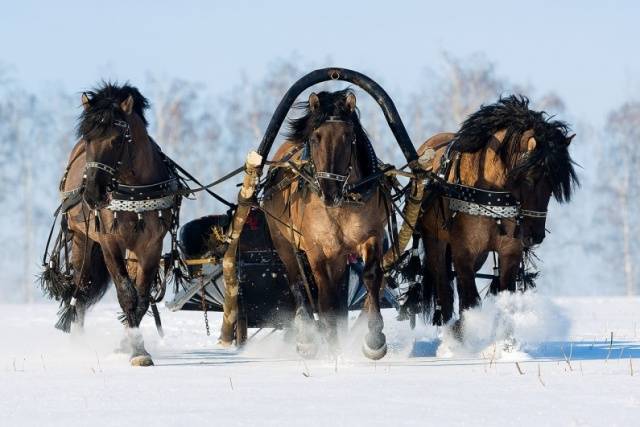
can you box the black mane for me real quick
[286,89,377,175]
[452,95,579,202]
[77,82,149,140]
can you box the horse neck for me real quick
[121,134,167,185]
[349,143,364,182]
[457,129,509,189]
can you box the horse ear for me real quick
[566,133,576,145]
[346,93,356,113]
[120,95,134,115]
[309,93,320,112]
[527,136,537,152]
[81,93,91,111]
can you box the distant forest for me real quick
[1,54,637,301]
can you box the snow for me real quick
[1,295,639,427]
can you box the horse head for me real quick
[504,119,578,246]
[289,89,371,207]
[77,83,150,209]
[453,95,579,247]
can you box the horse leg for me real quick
[498,246,523,293]
[67,233,92,333]
[422,236,454,325]
[269,229,318,357]
[99,240,146,365]
[125,247,162,366]
[56,232,100,333]
[309,257,345,355]
[450,244,481,339]
[359,235,386,360]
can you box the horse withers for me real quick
[415,95,578,332]
[41,83,180,366]
[261,89,391,359]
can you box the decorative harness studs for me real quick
[437,140,548,220]
[63,118,180,215]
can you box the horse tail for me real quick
[55,243,111,333]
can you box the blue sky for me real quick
[2,0,639,127]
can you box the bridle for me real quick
[83,118,133,190]
[305,116,355,205]
[520,208,547,219]
[436,138,550,242]
[80,118,180,222]
[511,149,548,220]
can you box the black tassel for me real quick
[403,253,422,283]
[39,263,64,299]
[443,211,457,230]
[94,210,101,232]
[158,210,170,229]
[110,212,119,233]
[134,213,145,232]
[55,298,78,333]
[396,282,423,322]
[514,217,522,239]
[522,271,538,290]
[61,212,69,233]
[39,261,73,301]
[488,259,501,295]
[489,275,501,295]
[166,251,188,293]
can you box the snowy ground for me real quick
[1,294,639,427]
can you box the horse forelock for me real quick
[286,89,376,175]
[286,89,362,140]
[76,81,150,140]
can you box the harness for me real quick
[45,113,252,335]
[61,120,182,218]
[292,116,380,206]
[435,140,547,225]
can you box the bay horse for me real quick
[262,89,390,359]
[416,95,578,330]
[41,83,179,366]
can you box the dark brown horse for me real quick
[416,96,578,329]
[42,83,179,366]
[262,89,390,359]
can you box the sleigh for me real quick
[167,206,399,343]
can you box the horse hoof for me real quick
[451,320,464,342]
[296,342,318,359]
[362,333,387,360]
[217,339,234,349]
[130,355,154,367]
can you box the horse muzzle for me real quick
[83,184,110,210]
[523,233,544,248]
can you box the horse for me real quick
[415,95,578,330]
[41,83,180,366]
[261,89,390,359]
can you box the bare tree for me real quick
[406,53,509,140]
[602,102,640,296]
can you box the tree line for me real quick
[0,54,636,301]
